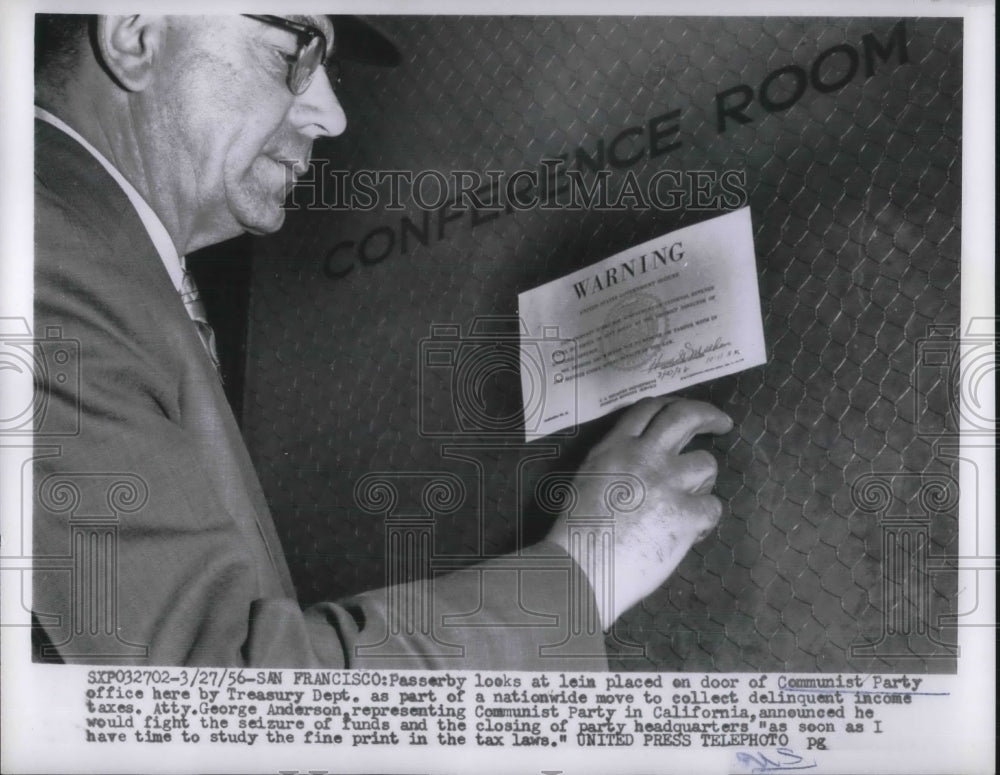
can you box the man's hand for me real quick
[545,396,733,630]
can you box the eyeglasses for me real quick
[242,14,339,96]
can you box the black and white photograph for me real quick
[0,1,994,773]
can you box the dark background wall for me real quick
[193,17,962,672]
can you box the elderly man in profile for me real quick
[33,14,732,667]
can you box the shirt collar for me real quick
[34,106,187,292]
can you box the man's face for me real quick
[139,16,345,247]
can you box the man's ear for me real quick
[94,15,164,91]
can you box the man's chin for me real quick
[238,206,287,236]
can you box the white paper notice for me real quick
[518,207,766,438]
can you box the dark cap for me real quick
[330,16,401,67]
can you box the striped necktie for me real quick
[178,262,222,376]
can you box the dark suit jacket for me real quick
[33,118,608,669]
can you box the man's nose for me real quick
[292,68,347,138]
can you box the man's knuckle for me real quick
[666,399,715,428]
[663,398,690,416]
[704,495,723,522]
[689,449,718,472]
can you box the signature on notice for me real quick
[646,337,731,377]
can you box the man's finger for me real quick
[670,449,719,494]
[682,492,724,532]
[642,399,733,454]
[605,395,680,440]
